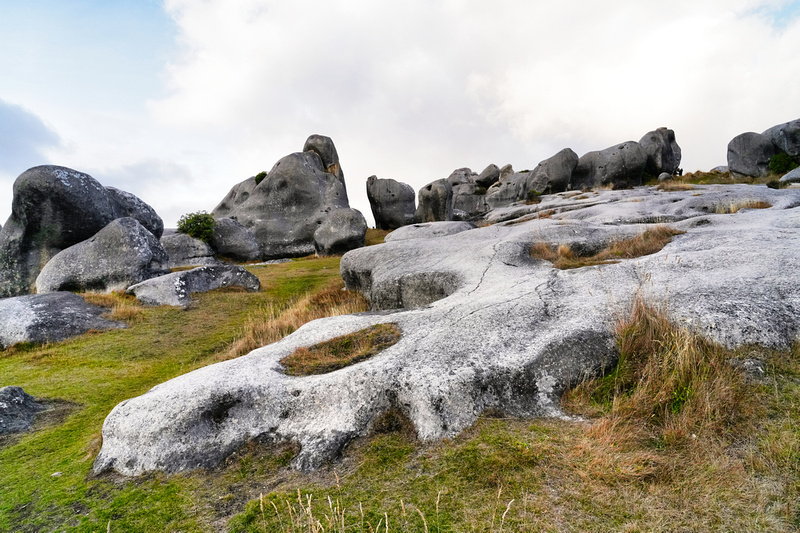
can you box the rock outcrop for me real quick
[0,292,123,348]
[0,386,44,435]
[486,149,579,208]
[127,264,260,308]
[414,179,453,223]
[475,164,500,188]
[313,208,367,256]
[94,184,800,477]
[35,218,169,294]
[639,127,682,176]
[0,166,163,297]
[161,233,220,269]
[366,176,416,230]
[446,168,488,219]
[727,132,777,178]
[762,118,800,160]
[210,217,260,262]
[571,141,647,190]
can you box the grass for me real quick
[82,291,145,322]
[280,323,401,376]
[530,225,685,269]
[655,181,695,192]
[713,200,772,214]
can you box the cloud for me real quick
[0,99,60,175]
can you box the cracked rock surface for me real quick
[94,184,800,477]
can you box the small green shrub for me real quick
[525,190,542,204]
[254,171,267,185]
[766,179,789,190]
[177,211,215,243]
[769,152,798,174]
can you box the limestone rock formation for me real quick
[161,233,220,269]
[762,118,800,160]
[93,184,800,477]
[366,176,416,230]
[571,141,647,190]
[127,264,260,307]
[0,166,163,297]
[414,179,453,223]
[486,149,578,208]
[639,128,682,176]
[210,217,260,262]
[779,167,800,184]
[475,164,500,188]
[446,168,488,219]
[727,132,777,178]
[0,292,123,348]
[313,208,367,256]
[0,386,44,435]
[35,218,169,294]
[303,134,345,189]
[383,221,476,243]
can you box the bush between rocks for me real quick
[177,211,215,243]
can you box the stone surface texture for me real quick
[35,218,169,293]
[0,386,44,435]
[0,292,123,348]
[366,176,416,230]
[94,184,800,477]
[126,264,260,307]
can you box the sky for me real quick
[1,0,799,228]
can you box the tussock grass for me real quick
[713,200,772,214]
[531,225,684,269]
[221,280,369,361]
[281,323,401,376]
[656,180,695,191]
[82,291,145,322]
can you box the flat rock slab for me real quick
[0,386,44,435]
[127,264,260,307]
[0,292,123,349]
[95,184,800,477]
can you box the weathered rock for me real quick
[414,179,453,223]
[161,233,220,269]
[35,218,169,294]
[498,164,514,181]
[639,127,682,176]
[127,264,260,307]
[484,170,532,208]
[0,166,162,297]
[209,217,260,262]
[762,118,800,160]
[366,176,416,230]
[303,134,345,189]
[213,177,258,219]
[711,166,729,173]
[658,172,673,182]
[571,141,647,190]
[446,168,487,218]
[383,221,476,243]
[727,132,778,177]
[0,292,123,348]
[475,164,500,188]
[779,167,800,183]
[528,148,579,195]
[95,184,800,477]
[212,151,349,259]
[313,208,367,256]
[0,386,44,435]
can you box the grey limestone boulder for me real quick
[571,141,647,190]
[527,148,579,195]
[475,164,500,188]
[498,164,514,181]
[0,386,44,435]
[303,134,345,189]
[779,167,800,184]
[0,292,123,348]
[161,233,220,269]
[35,218,169,294]
[213,177,258,219]
[313,208,367,256]
[484,170,532,208]
[366,176,416,230]
[762,118,800,160]
[414,179,453,223]
[727,132,777,177]
[0,166,163,297]
[446,168,487,218]
[127,264,260,307]
[94,184,800,476]
[639,127,682,176]
[210,217,260,262]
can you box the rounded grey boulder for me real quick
[414,179,453,223]
[161,233,220,269]
[762,118,800,160]
[639,127,682,176]
[0,386,44,435]
[727,132,777,177]
[314,208,367,256]
[447,168,488,219]
[127,264,260,308]
[210,217,260,262]
[571,141,647,190]
[475,164,500,188]
[36,217,169,294]
[779,167,800,184]
[366,176,416,230]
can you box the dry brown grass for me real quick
[656,181,695,192]
[531,225,685,269]
[714,200,772,214]
[82,291,145,322]
[280,323,401,376]
[220,280,369,361]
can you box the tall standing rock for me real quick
[571,141,647,190]
[446,168,487,219]
[366,176,416,230]
[414,179,453,223]
[727,132,777,178]
[0,166,163,297]
[303,134,346,190]
[639,128,682,176]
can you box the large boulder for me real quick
[727,132,778,177]
[571,141,647,190]
[414,179,453,223]
[210,217,260,262]
[212,150,350,259]
[762,118,800,160]
[161,233,220,269]
[313,208,367,256]
[127,264,260,308]
[639,127,682,176]
[779,167,800,184]
[366,176,416,230]
[0,386,44,435]
[475,164,500,188]
[93,185,800,476]
[0,292,123,348]
[0,166,163,297]
[485,149,578,209]
[303,134,345,190]
[35,218,169,294]
[446,168,488,219]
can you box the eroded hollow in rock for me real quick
[280,323,402,376]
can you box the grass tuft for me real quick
[714,200,772,214]
[655,181,695,192]
[82,291,144,322]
